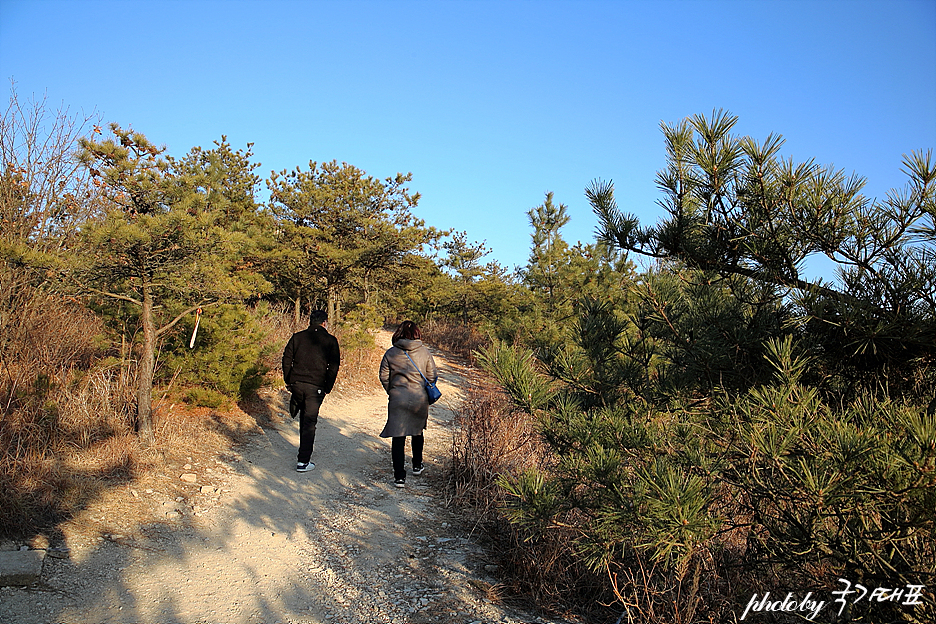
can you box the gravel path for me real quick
[0,336,575,624]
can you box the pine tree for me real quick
[266,161,432,327]
[521,192,637,349]
[525,192,572,317]
[442,231,494,325]
[590,109,935,398]
[481,112,935,621]
[74,125,266,445]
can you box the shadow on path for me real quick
[0,337,508,624]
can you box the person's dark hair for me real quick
[309,310,328,326]
[392,320,421,342]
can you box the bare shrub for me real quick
[1,81,101,249]
[331,333,385,395]
[446,383,544,518]
[0,266,140,537]
[13,297,102,375]
[0,333,262,540]
[0,303,136,536]
[0,83,124,536]
[0,381,133,536]
[422,319,489,363]
[251,301,300,373]
[1,268,101,405]
[445,379,613,620]
[60,362,137,444]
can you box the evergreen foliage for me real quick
[6,82,934,620]
[159,303,272,403]
[1,87,104,417]
[520,193,636,349]
[721,338,936,590]
[480,112,935,622]
[266,160,436,327]
[591,109,935,400]
[525,192,573,324]
[439,231,516,327]
[73,125,269,444]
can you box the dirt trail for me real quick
[0,333,571,624]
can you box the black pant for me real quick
[292,382,324,463]
[391,435,423,481]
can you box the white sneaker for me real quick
[296,462,315,472]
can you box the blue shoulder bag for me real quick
[404,350,442,405]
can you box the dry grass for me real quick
[0,287,123,538]
[253,302,301,373]
[253,304,386,399]
[422,319,489,363]
[1,365,261,546]
[331,329,387,397]
[445,382,546,520]
[443,379,617,622]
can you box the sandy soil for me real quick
[0,332,572,624]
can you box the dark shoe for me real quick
[394,479,406,488]
[412,465,425,475]
[296,461,315,472]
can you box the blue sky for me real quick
[2,0,935,277]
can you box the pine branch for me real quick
[155,300,219,338]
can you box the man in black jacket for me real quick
[282,310,341,471]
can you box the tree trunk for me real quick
[293,295,302,330]
[462,290,469,326]
[136,285,156,447]
[327,285,340,327]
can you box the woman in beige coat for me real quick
[379,321,438,488]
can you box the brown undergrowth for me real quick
[444,378,619,623]
[1,355,262,547]
[422,319,488,364]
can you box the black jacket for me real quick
[282,325,341,393]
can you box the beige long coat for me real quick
[378,339,438,438]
